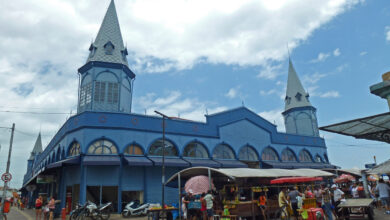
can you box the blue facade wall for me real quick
[121,166,144,191]
[65,166,80,186]
[86,166,120,186]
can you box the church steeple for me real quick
[282,58,319,137]
[285,59,312,111]
[28,133,43,160]
[77,0,135,114]
[87,0,128,66]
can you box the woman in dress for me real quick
[35,196,43,220]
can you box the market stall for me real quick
[166,167,335,220]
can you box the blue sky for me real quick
[1,0,390,187]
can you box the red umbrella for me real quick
[334,174,355,183]
[270,176,323,184]
[184,175,215,195]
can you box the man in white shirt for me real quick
[203,190,214,220]
[331,184,345,218]
[375,179,390,214]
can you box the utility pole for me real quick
[0,123,15,220]
[154,111,169,214]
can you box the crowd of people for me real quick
[278,178,390,220]
[34,196,56,220]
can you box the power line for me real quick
[0,110,73,115]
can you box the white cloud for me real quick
[257,64,283,80]
[359,51,367,56]
[226,88,238,99]
[319,91,340,98]
[385,26,390,42]
[259,89,278,96]
[311,52,331,63]
[258,109,285,132]
[135,91,227,121]
[303,72,327,84]
[333,48,341,56]
[307,86,340,98]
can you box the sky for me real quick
[1,0,390,188]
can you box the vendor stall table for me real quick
[338,199,374,220]
[148,208,179,220]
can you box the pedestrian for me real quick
[331,184,345,218]
[314,185,322,208]
[278,187,289,219]
[288,186,302,220]
[35,196,43,220]
[321,184,333,220]
[351,182,359,198]
[48,197,55,220]
[375,178,390,215]
[204,190,214,220]
[258,191,267,220]
[182,192,190,220]
[304,186,314,198]
[200,193,207,220]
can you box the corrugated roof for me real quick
[369,159,390,174]
[320,112,390,143]
[86,0,128,66]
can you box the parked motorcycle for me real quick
[70,203,86,220]
[76,200,112,220]
[121,200,150,217]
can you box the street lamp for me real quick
[154,111,170,214]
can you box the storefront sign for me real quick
[37,175,54,184]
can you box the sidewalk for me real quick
[12,207,148,220]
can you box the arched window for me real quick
[124,144,143,155]
[324,154,329,163]
[148,139,178,156]
[87,140,118,155]
[213,144,235,159]
[69,142,81,156]
[299,150,312,162]
[238,146,258,161]
[261,147,278,161]
[315,155,323,163]
[183,142,209,158]
[281,149,297,162]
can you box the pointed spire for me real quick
[86,0,129,66]
[284,58,312,111]
[28,133,43,160]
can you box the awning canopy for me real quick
[213,159,248,168]
[183,158,221,168]
[262,161,336,169]
[148,157,190,167]
[320,112,390,143]
[368,159,390,174]
[165,167,335,185]
[46,156,80,169]
[270,177,323,184]
[124,156,153,166]
[83,155,121,165]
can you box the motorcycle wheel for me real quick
[76,212,87,220]
[122,210,129,218]
[100,209,111,220]
[70,212,78,220]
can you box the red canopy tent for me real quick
[270,176,323,184]
[334,174,355,183]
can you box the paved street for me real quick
[6,207,390,220]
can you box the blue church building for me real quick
[22,0,334,213]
